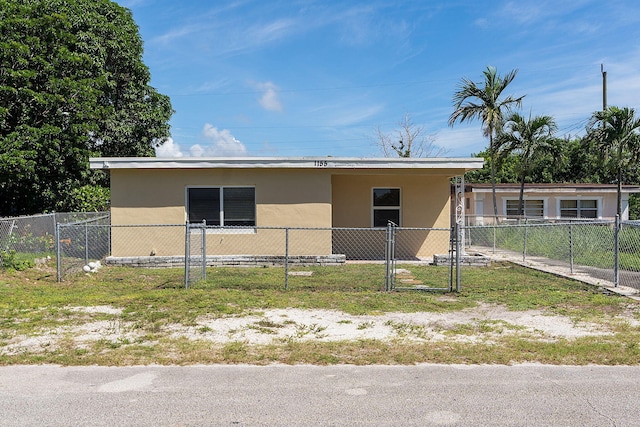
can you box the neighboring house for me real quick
[464,183,640,224]
[90,157,483,260]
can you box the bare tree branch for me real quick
[373,114,446,158]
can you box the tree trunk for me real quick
[518,172,526,220]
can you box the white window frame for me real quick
[186,186,256,233]
[372,187,401,227]
[503,198,547,218]
[557,197,602,219]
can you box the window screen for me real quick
[506,199,544,217]
[373,188,400,227]
[560,199,598,218]
[187,187,255,226]
[223,187,256,226]
[188,188,220,225]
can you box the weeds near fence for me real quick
[466,219,640,288]
[0,250,35,271]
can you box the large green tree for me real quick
[498,112,558,217]
[449,66,525,218]
[585,106,640,217]
[0,0,173,215]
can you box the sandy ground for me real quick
[3,303,639,355]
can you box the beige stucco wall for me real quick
[110,168,332,226]
[110,168,332,256]
[109,167,462,258]
[331,173,451,228]
[331,172,453,257]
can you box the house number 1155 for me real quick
[314,160,328,167]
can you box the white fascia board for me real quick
[90,156,484,171]
[470,186,640,195]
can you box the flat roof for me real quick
[90,156,484,171]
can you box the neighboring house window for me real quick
[373,188,400,227]
[187,187,256,226]
[506,199,544,217]
[560,199,598,218]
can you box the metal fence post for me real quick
[385,222,393,291]
[523,218,528,263]
[569,222,574,274]
[455,221,462,292]
[201,219,207,282]
[56,222,62,282]
[184,222,190,288]
[84,222,89,266]
[614,214,620,287]
[492,224,496,254]
[285,228,289,290]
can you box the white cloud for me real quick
[189,144,206,157]
[253,81,283,112]
[199,124,248,156]
[154,128,248,158]
[155,138,184,157]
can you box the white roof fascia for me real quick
[470,186,634,194]
[90,157,484,171]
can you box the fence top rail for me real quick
[90,223,185,228]
[57,215,110,227]
[1,213,55,222]
[185,224,451,232]
[465,220,614,229]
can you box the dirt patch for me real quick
[0,303,627,355]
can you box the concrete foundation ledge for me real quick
[105,254,346,268]
[433,253,491,267]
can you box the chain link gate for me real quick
[184,222,459,291]
[384,222,396,291]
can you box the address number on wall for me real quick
[313,160,328,167]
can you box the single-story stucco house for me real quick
[90,157,483,261]
[464,183,640,224]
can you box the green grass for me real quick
[0,261,639,366]
[469,223,640,271]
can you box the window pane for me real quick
[506,200,518,216]
[506,200,543,217]
[524,200,543,217]
[579,199,598,218]
[188,188,220,225]
[561,200,577,209]
[223,187,255,226]
[373,209,400,227]
[373,188,400,207]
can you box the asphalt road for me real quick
[1,364,639,426]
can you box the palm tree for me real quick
[499,113,558,217]
[585,106,640,217]
[449,66,525,218]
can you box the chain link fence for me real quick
[7,211,639,291]
[184,223,454,290]
[465,217,640,289]
[0,212,108,269]
[55,214,112,280]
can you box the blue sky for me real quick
[116,0,640,158]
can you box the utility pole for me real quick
[601,64,607,110]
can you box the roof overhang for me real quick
[467,183,640,194]
[90,156,484,172]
